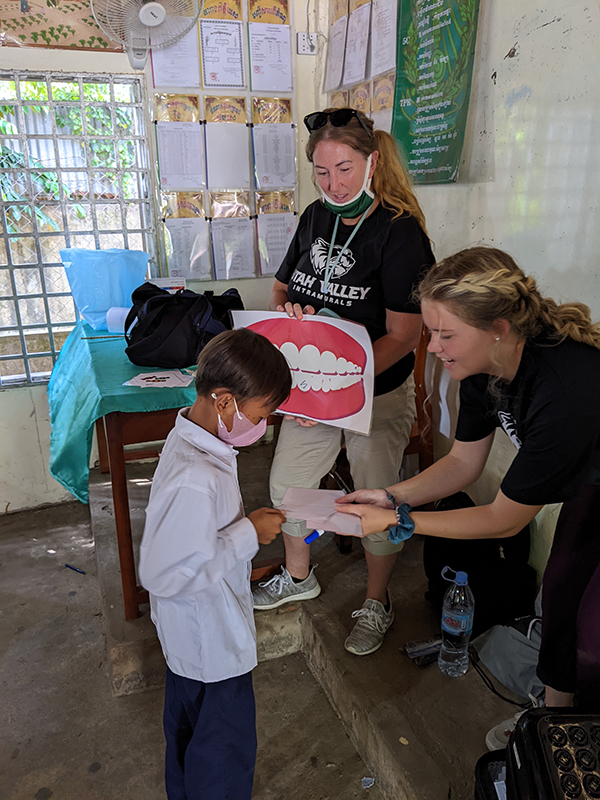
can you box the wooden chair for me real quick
[403,324,434,472]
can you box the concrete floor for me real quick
[0,499,384,800]
[1,438,520,800]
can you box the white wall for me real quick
[416,0,600,571]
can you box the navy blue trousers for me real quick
[163,667,257,800]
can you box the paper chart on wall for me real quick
[342,3,371,86]
[330,90,349,108]
[349,81,371,113]
[280,488,364,537]
[324,16,348,92]
[248,23,293,92]
[252,124,295,188]
[155,94,201,122]
[211,218,256,279]
[231,310,375,435]
[205,122,251,189]
[165,218,212,280]
[156,122,206,190]
[256,213,297,275]
[369,0,397,77]
[200,19,245,88]
[151,25,201,87]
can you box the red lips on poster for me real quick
[247,317,367,420]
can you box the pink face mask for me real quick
[212,394,267,447]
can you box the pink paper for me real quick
[279,487,364,537]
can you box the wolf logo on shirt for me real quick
[498,411,522,449]
[310,237,355,280]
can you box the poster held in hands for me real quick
[231,310,374,435]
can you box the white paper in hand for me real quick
[280,487,363,537]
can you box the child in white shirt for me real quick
[139,328,291,800]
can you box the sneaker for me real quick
[485,711,525,751]
[344,597,394,656]
[252,566,321,610]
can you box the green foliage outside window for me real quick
[0,79,139,235]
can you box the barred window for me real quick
[0,71,156,387]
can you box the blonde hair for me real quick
[417,247,600,349]
[305,107,429,236]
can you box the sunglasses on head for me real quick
[303,108,372,137]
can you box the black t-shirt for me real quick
[455,335,600,504]
[275,200,435,395]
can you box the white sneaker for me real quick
[252,565,321,610]
[344,597,394,656]
[485,711,525,751]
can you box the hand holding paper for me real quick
[280,487,364,538]
[334,500,398,538]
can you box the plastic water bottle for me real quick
[438,566,475,677]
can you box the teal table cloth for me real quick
[48,320,196,503]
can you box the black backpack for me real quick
[124,283,244,368]
[422,491,537,637]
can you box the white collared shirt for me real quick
[139,409,259,683]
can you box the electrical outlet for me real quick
[296,32,318,55]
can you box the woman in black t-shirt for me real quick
[252,108,435,658]
[338,246,600,709]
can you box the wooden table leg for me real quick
[104,412,140,621]
[95,419,110,474]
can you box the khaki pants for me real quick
[270,377,416,556]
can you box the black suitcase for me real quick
[506,707,600,799]
[475,749,508,799]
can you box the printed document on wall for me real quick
[249,23,292,92]
[211,217,256,279]
[369,0,397,77]
[156,122,206,190]
[200,19,245,88]
[165,218,212,280]
[205,122,251,189]
[256,212,297,275]
[324,16,348,92]
[252,124,295,188]
[342,3,371,86]
[152,25,201,87]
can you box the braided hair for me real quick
[417,247,600,350]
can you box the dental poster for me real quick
[231,311,375,435]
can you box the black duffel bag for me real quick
[124,283,244,368]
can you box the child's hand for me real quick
[248,508,286,544]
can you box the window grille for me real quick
[0,71,156,387]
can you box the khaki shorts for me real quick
[270,377,416,556]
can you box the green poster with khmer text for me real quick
[392,0,480,184]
